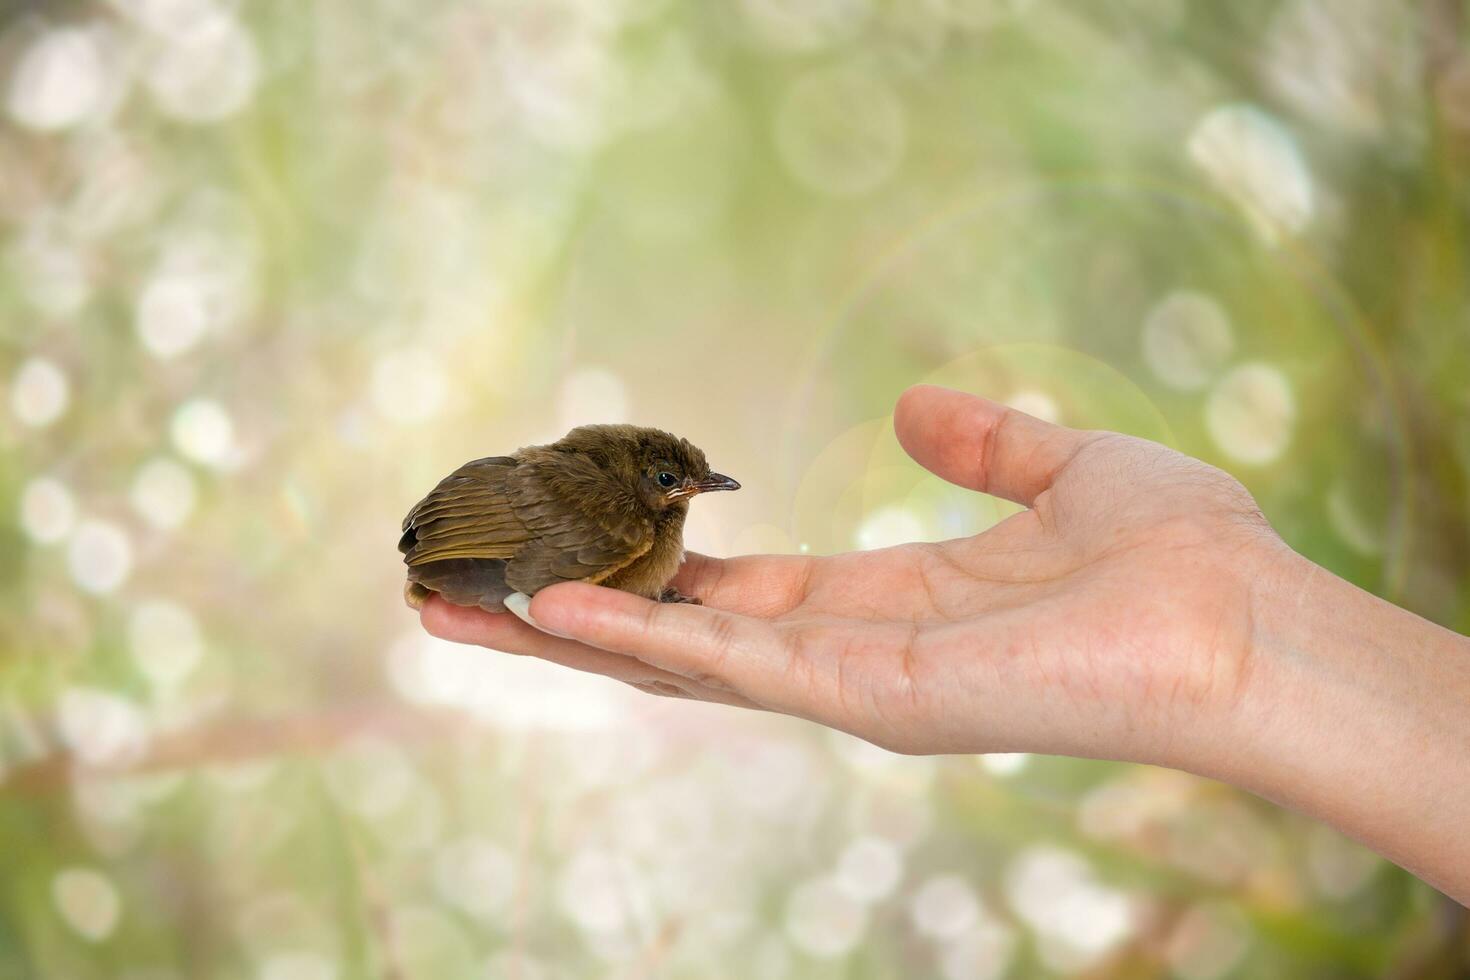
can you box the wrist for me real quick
[1207,544,1470,902]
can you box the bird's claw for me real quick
[659,588,702,605]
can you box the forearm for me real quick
[1214,547,1470,904]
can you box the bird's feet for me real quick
[659,588,702,605]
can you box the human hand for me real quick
[422,384,1470,901]
[419,384,1284,767]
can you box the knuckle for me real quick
[791,557,817,607]
[689,613,742,690]
[687,669,733,692]
[783,625,836,708]
[638,599,664,636]
[628,679,693,700]
[687,669,735,693]
[973,406,1014,493]
[703,613,741,655]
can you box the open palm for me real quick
[421,385,1282,764]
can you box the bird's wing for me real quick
[500,460,653,594]
[399,456,528,563]
[400,454,653,595]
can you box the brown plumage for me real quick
[399,425,739,612]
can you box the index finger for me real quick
[527,582,803,714]
[419,596,764,710]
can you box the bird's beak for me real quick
[671,473,741,499]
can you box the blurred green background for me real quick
[2,0,1468,977]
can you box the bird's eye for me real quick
[657,471,678,488]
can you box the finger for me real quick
[419,596,761,709]
[422,594,552,649]
[667,552,814,617]
[527,582,802,712]
[893,384,1090,506]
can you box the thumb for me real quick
[893,385,1090,506]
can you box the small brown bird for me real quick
[400,425,739,612]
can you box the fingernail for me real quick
[503,592,570,638]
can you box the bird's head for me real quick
[555,424,740,514]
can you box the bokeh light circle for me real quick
[143,16,260,123]
[1205,363,1296,466]
[128,599,205,693]
[1188,105,1313,243]
[6,27,111,131]
[775,66,907,197]
[835,835,904,903]
[910,874,982,940]
[20,477,77,545]
[170,398,235,468]
[1264,0,1417,139]
[555,848,649,936]
[1305,824,1381,900]
[8,228,92,316]
[784,875,868,958]
[58,687,149,766]
[323,735,416,819]
[854,504,925,551]
[433,837,515,923]
[135,274,213,358]
[938,918,1017,980]
[10,357,70,429]
[387,631,633,731]
[1141,291,1235,392]
[129,457,198,529]
[1164,901,1253,980]
[67,519,133,594]
[1005,846,1134,972]
[51,867,121,942]
[1004,388,1061,424]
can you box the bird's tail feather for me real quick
[406,557,514,613]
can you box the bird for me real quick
[399,424,740,613]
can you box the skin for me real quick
[420,384,1470,905]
